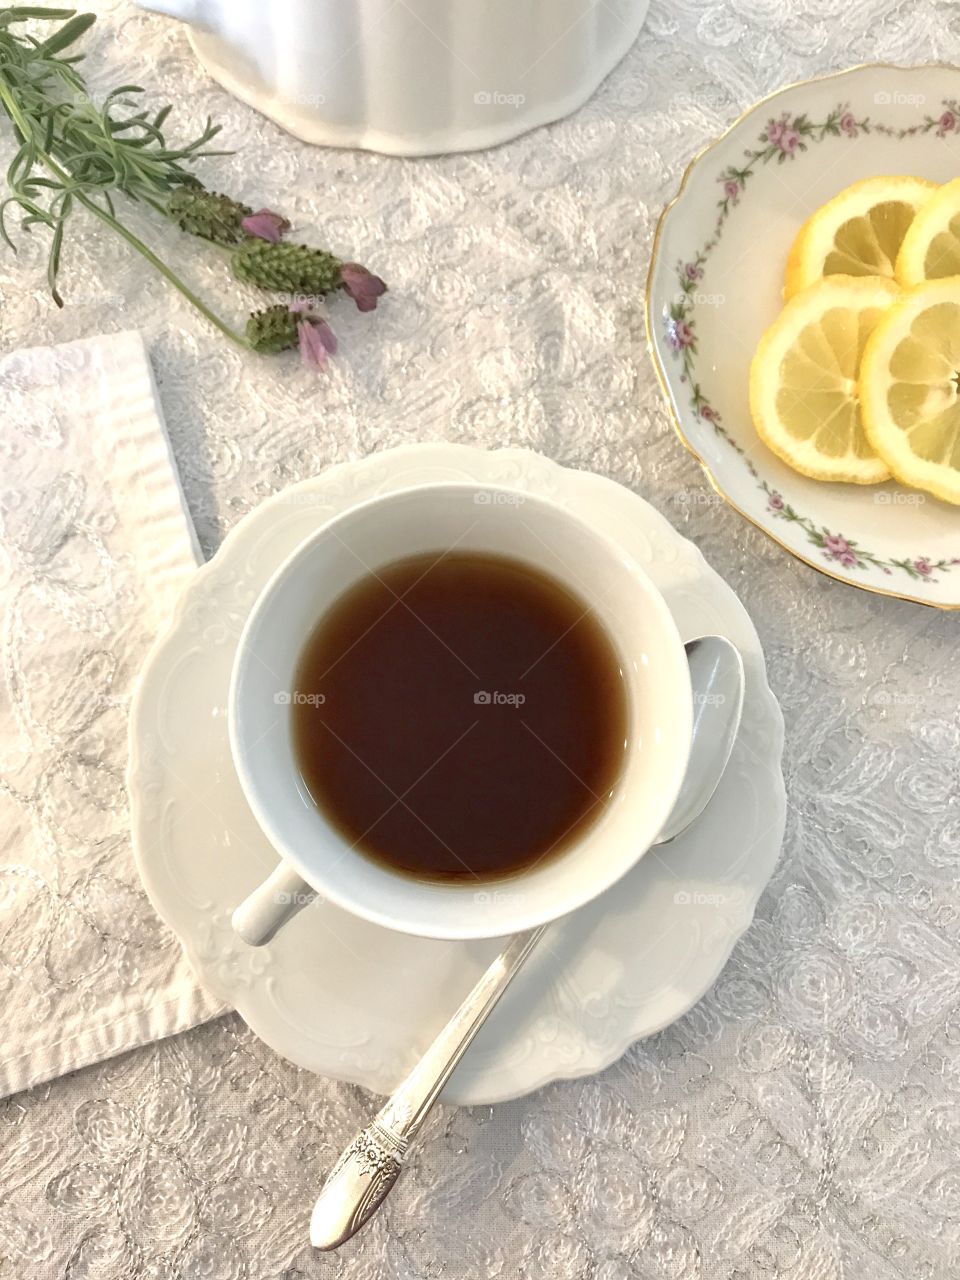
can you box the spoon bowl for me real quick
[659,635,744,843]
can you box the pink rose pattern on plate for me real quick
[665,100,960,585]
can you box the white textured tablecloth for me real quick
[2,2,960,1277]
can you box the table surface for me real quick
[2,1,960,1277]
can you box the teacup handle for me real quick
[232,863,316,946]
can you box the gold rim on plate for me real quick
[644,60,960,611]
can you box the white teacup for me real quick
[230,483,691,942]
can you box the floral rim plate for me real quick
[128,444,785,1105]
[646,63,960,609]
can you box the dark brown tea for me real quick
[292,552,628,882]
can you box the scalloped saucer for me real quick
[128,445,785,1104]
[647,63,960,608]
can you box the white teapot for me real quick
[136,0,650,155]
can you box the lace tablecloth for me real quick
[2,1,960,1276]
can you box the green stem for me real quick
[0,76,252,350]
[75,191,249,348]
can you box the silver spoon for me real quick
[310,634,744,1251]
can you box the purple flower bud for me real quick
[297,317,338,370]
[240,208,291,244]
[340,262,387,312]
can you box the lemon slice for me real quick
[860,278,960,504]
[784,176,938,299]
[895,177,960,285]
[750,275,900,483]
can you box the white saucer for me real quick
[128,445,785,1105]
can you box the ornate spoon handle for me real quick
[310,925,545,1249]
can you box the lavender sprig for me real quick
[0,6,386,366]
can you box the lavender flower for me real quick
[340,262,388,312]
[298,316,338,369]
[240,208,291,243]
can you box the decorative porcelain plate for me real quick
[647,63,960,608]
[128,445,785,1105]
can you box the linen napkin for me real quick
[0,331,226,1098]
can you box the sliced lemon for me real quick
[860,277,960,504]
[784,176,938,299]
[750,275,900,484]
[895,177,960,285]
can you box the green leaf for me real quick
[46,202,69,305]
[0,8,77,25]
[0,5,253,350]
[48,235,64,304]
[35,11,95,56]
[18,200,55,226]
[6,142,34,188]
[0,196,22,249]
